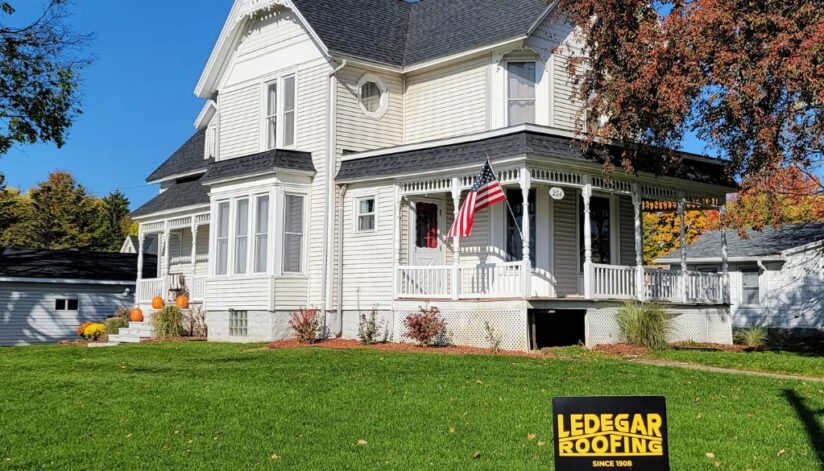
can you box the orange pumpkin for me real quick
[151,296,164,309]
[175,295,189,309]
[130,307,144,322]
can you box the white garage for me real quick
[0,249,157,346]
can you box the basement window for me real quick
[229,310,248,337]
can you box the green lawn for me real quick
[649,349,824,379]
[1,343,823,470]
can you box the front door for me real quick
[409,199,444,266]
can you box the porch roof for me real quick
[146,129,211,184]
[201,148,315,184]
[336,127,735,188]
[131,179,210,219]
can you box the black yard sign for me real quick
[552,396,669,471]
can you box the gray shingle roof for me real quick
[201,148,315,183]
[146,129,211,183]
[658,222,824,262]
[131,179,210,218]
[0,248,156,282]
[336,129,734,186]
[290,0,549,66]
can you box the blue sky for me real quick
[1,0,712,210]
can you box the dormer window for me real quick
[507,61,536,126]
[357,74,388,118]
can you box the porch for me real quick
[135,213,210,305]
[393,165,731,305]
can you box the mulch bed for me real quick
[267,338,543,358]
[592,343,651,357]
[670,342,750,352]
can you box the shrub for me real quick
[289,308,320,344]
[152,306,183,339]
[357,310,382,345]
[734,326,767,348]
[82,323,106,341]
[616,302,670,350]
[104,317,128,336]
[404,306,447,347]
[76,322,93,338]
[112,307,131,320]
[483,321,502,353]
[184,307,208,338]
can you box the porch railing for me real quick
[644,268,681,302]
[459,262,522,298]
[397,266,452,298]
[136,275,208,305]
[136,278,164,304]
[189,275,207,303]
[592,263,637,300]
[685,272,728,304]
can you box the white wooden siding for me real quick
[404,57,488,143]
[553,189,579,296]
[204,277,271,312]
[218,84,260,159]
[618,195,637,266]
[336,66,404,154]
[272,277,308,311]
[0,282,134,345]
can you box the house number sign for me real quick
[549,187,565,200]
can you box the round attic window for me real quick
[358,74,388,118]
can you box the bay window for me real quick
[254,195,270,273]
[507,61,536,126]
[216,201,230,275]
[283,194,304,273]
[234,198,249,274]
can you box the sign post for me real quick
[552,396,670,471]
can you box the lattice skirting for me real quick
[586,305,732,346]
[391,308,529,351]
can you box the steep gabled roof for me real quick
[146,129,211,183]
[290,0,550,66]
[657,222,824,262]
[0,248,156,282]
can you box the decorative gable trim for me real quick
[195,0,330,99]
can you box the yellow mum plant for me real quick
[82,323,106,341]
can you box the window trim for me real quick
[260,70,298,151]
[253,194,270,274]
[740,267,761,307]
[354,195,377,234]
[233,198,251,275]
[357,73,389,119]
[505,60,537,126]
[214,200,231,276]
[282,192,307,275]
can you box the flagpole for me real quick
[486,154,524,240]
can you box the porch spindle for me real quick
[451,177,461,300]
[582,180,593,299]
[632,184,644,301]
[520,168,532,297]
[678,196,688,302]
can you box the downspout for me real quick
[336,184,348,336]
[756,258,767,272]
[322,59,347,334]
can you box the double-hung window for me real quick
[216,201,230,275]
[741,269,760,305]
[507,62,536,126]
[283,194,304,273]
[55,299,78,311]
[254,195,270,273]
[234,199,250,274]
[264,74,296,150]
[356,197,376,232]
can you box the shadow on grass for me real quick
[783,389,824,470]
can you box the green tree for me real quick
[0,1,91,155]
[94,190,131,251]
[25,171,100,250]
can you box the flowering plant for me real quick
[76,322,93,338]
[82,323,106,341]
[404,306,446,346]
[289,308,320,344]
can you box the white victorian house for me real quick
[131,0,736,350]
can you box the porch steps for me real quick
[101,321,154,346]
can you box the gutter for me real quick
[0,277,135,286]
[322,59,347,329]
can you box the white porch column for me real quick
[520,167,532,297]
[678,195,688,302]
[451,177,461,300]
[137,232,145,281]
[582,178,594,299]
[632,184,645,301]
[393,187,402,299]
[720,205,729,303]
[162,221,170,299]
[190,223,198,275]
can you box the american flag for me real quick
[447,161,506,238]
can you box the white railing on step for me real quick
[459,261,522,298]
[592,263,637,300]
[137,278,163,304]
[189,275,207,303]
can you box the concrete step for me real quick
[107,334,142,344]
[88,342,119,348]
